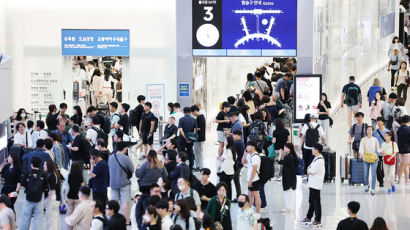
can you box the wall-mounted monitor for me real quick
[192,0,297,56]
[380,12,395,38]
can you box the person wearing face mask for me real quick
[135,184,162,229]
[105,200,127,230]
[206,182,232,230]
[142,207,162,230]
[174,178,201,220]
[236,194,258,230]
[135,150,168,195]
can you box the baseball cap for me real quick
[310,111,318,119]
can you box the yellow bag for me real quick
[363,138,377,163]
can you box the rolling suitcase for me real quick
[97,103,109,116]
[340,154,351,182]
[73,82,79,101]
[350,158,365,185]
[322,149,336,182]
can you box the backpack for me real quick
[251,154,274,184]
[176,189,197,211]
[129,108,139,127]
[345,85,359,106]
[96,113,110,134]
[248,120,265,147]
[80,137,92,163]
[26,171,45,202]
[92,127,108,147]
[93,216,107,228]
[305,123,320,148]
[393,107,404,123]
[296,157,305,175]
[368,86,382,105]
[151,114,159,133]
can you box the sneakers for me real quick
[387,189,392,194]
[370,190,375,196]
[365,185,370,193]
[300,218,311,225]
[311,221,322,228]
[392,185,396,192]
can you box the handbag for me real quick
[186,132,198,142]
[383,142,396,165]
[363,138,377,164]
[268,143,276,159]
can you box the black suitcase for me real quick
[322,150,336,182]
[73,82,79,101]
[97,103,109,116]
[350,158,365,185]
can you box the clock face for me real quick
[196,23,219,47]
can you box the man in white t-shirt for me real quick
[301,112,326,174]
[241,141,261,216]
[300,144,325,227]
[236,194,257,230]
[86,116,101,147]
[171,103,184,127]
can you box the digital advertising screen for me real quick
[293,74,322,123]
[192,0,297,57]
[380,12,395,38]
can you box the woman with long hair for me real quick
[44,159,62,230]
[46,104,57,128]
[172,199,195,230]
[278,143,298,213]
[388,36,406,56]
[1,152,21,211]
[90,69,103,106]
[144,206,162,230]
[15,108,28,126]
[218,136,236,200]
[135,150,168,194]
[317,93,332,143]
[206,183,232,230]
[359,126,380,196]
[101,69,115,104]
[70,106,83,126]
[370,91,385,129]
[370,217,389,230]
[66,161,84,226]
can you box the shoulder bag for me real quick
[383,142,396,165]
[114,154,133,180]
[363,138,377,164]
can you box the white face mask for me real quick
[178,184,185,192]
[143,215,151,223]
[21,113,26,118]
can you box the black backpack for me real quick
[305,123,320,148]
[129,108,139,127]
[96,113,110,134]
[26,171,45,202]
[251,154,274,184]
[248,120,265,147]
[176,189,197,211]
[92,127,108,146]
[345,85,359,106]
[80,137,92,163]
[93,216,107,228]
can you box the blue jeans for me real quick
[20,198,44,230]
[259,183,267,208]
[364,159,378,190]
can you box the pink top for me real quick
[370,100,384,120]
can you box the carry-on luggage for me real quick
[350,158,365,185]
[73,82,79,101]
[322,149,336,182]
[97,103,109,116]
[340,154,351,182]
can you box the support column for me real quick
[297,0,314,74]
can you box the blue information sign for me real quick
[62,29,130,56]
[179,83,190,97]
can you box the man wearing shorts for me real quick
[397,115,410,184]
[215,102,231,155]
[241,141,261,218]
[108,142,134,225]
[341,76,362,128]
[139,102,156,157]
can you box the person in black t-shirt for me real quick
[336,201,369,230]
[227,96,239,113]
[317,93,332,146]
[162,117,178,143]
[105,200,127,230]
[97,139,110,162]
[118,103,130,138]
[134,95,146,153]
[232,129,245,201]
[192,105,206,169]
[192,168,216,211]
[272,119,290,153]
[216,102,231,156]
[139,102,156,157]
[68,125,83,164]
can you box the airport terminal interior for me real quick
[1,0,410,229]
